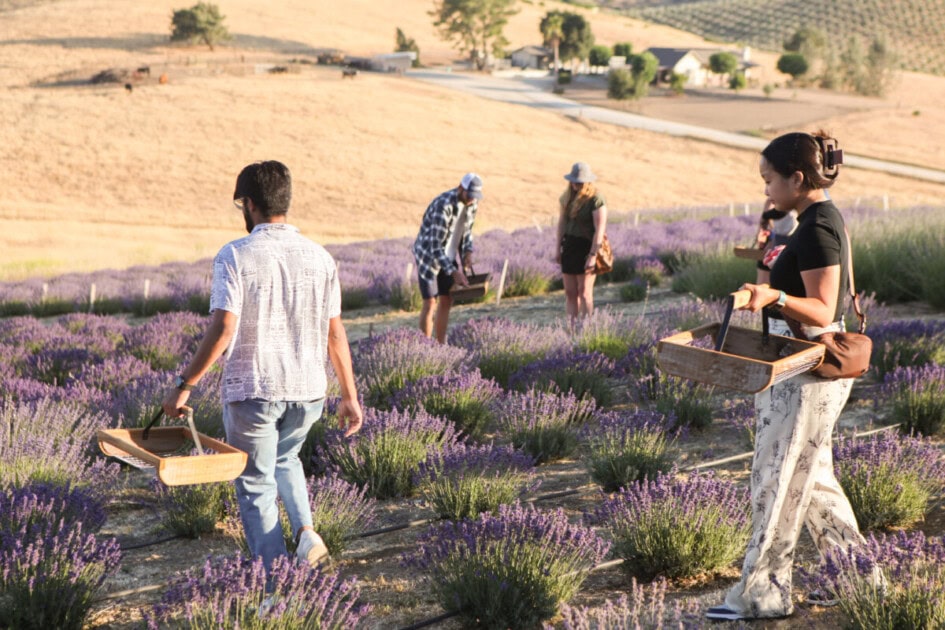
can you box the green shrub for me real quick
[671,245,756,300]
[620,280,648,303]
[170,2,231,50]
[152,479,232,538]
[583,412,677,492]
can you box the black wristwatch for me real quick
[174,375,195,391]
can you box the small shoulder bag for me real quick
[594,234,614,275]
[783,229,871,379]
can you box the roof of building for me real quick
[512,45,553,57]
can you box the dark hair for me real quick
[233,161,292,216]
[761,131,843,190]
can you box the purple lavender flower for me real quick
[833,431,945,530]
[582,410,680,492]
[509,349,617,407]
[146,553,371,629]
[354,327,470,408]
[0,481,107,535]
[404,502,610,628]
[316,407,462,499]
[495,389,599,464]
[721,396,756,448]
[389,369,502,439]
[870,319,945,379]
[552,578,703,630]
[574,307,660,361]
[883,364,945,436]
[448,317,570,387]
[415,442,538,520]
[591,471,751,580]
[308,473,378,555]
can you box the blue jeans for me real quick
[224,398,325,569]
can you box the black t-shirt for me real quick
[769,200,849,322]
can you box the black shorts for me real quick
[418,267,455,299]
[560,235,592,275]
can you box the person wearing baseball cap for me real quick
[412,173,484,342]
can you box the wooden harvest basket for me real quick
[451,271,491,303]
[657,324,825,393]
[97,407,246,486]
[733,246,766,261]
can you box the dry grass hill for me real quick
[1,0,943,280]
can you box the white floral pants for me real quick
[724,372,865,618]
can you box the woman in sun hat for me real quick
[555,161,608,328]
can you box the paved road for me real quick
[409,70,945,185]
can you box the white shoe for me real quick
[296,530,331,567]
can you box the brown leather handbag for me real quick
[784,229,871,379]
[594,234,614,275]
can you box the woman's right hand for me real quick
[554,251,561,264]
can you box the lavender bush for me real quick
[317,407,462,499]
[152,478,233,538]
[308,474,377,555]
[883,364,945,436]
[353,328,469,408]
[573,308,657,361]
[389,370,502,440]
[721,397,756,449]
[582,411,679,492]
[551,578,702,630]
[404,503,610,628]
[146,553,371,629]
[496,389,599,464]
[0,398,119,497]
[449,317,570,388]
[632,256,668,287]
[670,244,762,300]
[798,531,944,630]
[415,443,537,520]
[0,499,121,630]
[619,278,649,303]
[0,481,108,537]
[509,350,617,407]
[591,472,751,580]
[627,349,716,430]
[833,431,945,531]
[869,319,945,379]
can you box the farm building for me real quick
[510,45,553,70]
[644,47,758,87]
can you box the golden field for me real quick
[1,0,943,279]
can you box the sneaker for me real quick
[805,590,840,607]
[705,605,747,621]
[296,530,331,567]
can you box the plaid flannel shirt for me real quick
[412,188,476,282]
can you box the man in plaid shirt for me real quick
[412,172,484,343]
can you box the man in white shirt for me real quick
[162,161,362,569]
[412,172,483,343]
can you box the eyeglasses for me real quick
[233,197,247,211]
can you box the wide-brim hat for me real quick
[564,162,596,183]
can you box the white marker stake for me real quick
[88,283,96,313]
[495,259,509,305]
[143,278,151,302]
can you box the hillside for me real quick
[607,0,945,76]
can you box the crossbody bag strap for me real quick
[844,226,867,334]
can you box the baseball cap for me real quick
[460,172,484,200]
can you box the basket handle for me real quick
[143,406,205,456]
[715,290,753,352]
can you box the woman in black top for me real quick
[705,132,876,621]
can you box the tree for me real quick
[862,37,898,96]
[395,28,421,67]
[669,71,686,95]
[708,51,738,86]
[609,51,658,100]
[542,11,593,70]
[170,2,230,51]
[613,42,632,58]
[783,26,827,60]
[777,53,809,80]
[607,68,633,99]
[539,12,564,72]
[729,71,746,91]
[588,45,612,72]
[431,0,518,71]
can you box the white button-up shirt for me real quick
[210,223,341,403]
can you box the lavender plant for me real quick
[0,505,121,630]
[146,553,372,629]
[798,531,945,630]
[869,319,945,379]
[721,397,756,449]
[448,317,570,387]
[883,364,945,436]
[833,431,945,531]
[389,370,501,440]
[627,347,716,430]
[151,478,233,538]
[404,503,610,628]
[317,407,462,499]
[619,278,649,303]
[632,256,667,287]
[573,308,657,361]
[509,350,617,407]
[551,578,702,630]
[415,442,537,520]
[670,243,758,300]
[308,474,377,555]
[582,411,679,492]
[353,328,470,408]
[0,397,119,497]
[591,472,751,580]
[0,481,108,536]
[495,389,598,464]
